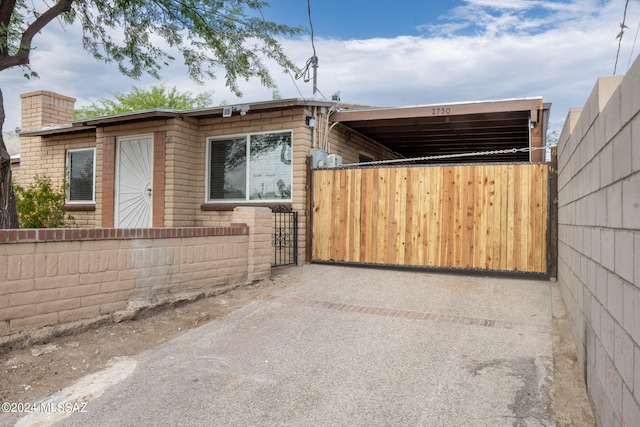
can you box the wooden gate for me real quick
[311,163,549,274]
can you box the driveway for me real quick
[16,264,557,427]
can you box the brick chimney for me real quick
[15,91,76,186]
[20,90,75,132]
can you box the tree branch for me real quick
[0,0,18,58]
[0,0,17,31]
[0,0,74,71]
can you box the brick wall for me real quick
[557,57,640,426]
[0,208,272,346]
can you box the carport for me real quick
[309,98,553,275]
[330,97,550,163]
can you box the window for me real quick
[66,148,95,203]
[207,131,292,202]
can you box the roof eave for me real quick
[18,124,97,137]
[77,110,178,126]
[183,98,338,119]
[24,99,342,134]
[331,98,546,123]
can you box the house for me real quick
[14,90,549,265]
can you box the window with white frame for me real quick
[66,148,96,203]
[207,131,292,202]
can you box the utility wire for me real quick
[308,0,316,58]
[295,0,319,97]
[258,1,326,101]
[614,0,630,75]
[256,4,308,101]
[626,19,640,71]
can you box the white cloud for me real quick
[2,0,639,135]
[424,0,612,37]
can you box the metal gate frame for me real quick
[271,205,298,267]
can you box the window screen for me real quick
[67,148,95,202]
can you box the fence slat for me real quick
[312,163,548,273]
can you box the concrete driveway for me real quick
[16,264,557,427]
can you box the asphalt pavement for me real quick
[12,264,557,427]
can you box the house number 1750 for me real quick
[432,107,451,115]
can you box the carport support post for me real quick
[233,207,272,281]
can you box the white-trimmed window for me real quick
[66,148,96,203]
[207,131,292,202]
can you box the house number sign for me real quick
[431,107,452,116]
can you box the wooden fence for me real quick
[311,163,549,273]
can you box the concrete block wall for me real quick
[0,208,271,344]
[232,207,272,281]
[557,57,640,426]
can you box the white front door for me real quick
[115,135,153,228]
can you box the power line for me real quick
[626,19,640,71]
[256,4,308,101]
[306,0,318,97]
[307,0,316,58]
[258,1,324,101]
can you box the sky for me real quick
[2,0,640,137]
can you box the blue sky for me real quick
[263,1,459,39]
[3,0,640,141]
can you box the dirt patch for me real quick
[0,266,302,408]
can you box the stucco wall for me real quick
[557,57,640,426]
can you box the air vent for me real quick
[222,107,232,117]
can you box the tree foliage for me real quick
[0,0,303,228]
[1,1,302,94]
[75,85,216,119]
[546,129,560,146]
